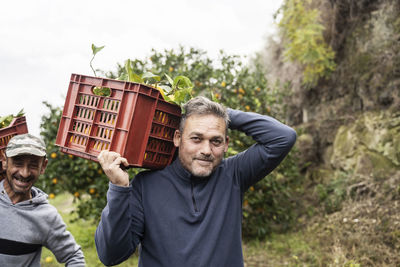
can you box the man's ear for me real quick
[173,130,181,148]
[224,136,230,153]
[0,159,5,172]
[40,158,48,175]
[0,152,6,172]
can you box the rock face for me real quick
[260,1,400,264]
[330,110,400,178]
[266,0,400,176]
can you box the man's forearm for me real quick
[95,183,138,266]
[227,108,297,189]
[227,108,297,155]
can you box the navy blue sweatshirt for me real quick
[95,109,297,267]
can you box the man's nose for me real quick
[19,165,31,178]
[200,141,212,156]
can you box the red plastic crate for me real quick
[55,74,182,169]
[0,116,29,155]
[0,116,29,179]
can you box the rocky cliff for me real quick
[261,0,400,264]
[264,0,399,176]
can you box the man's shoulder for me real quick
[134,168,167,184]
[133,164,176,188]
[136,168,162,179]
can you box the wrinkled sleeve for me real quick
[227,108,297,192]
[95,178,144,266]
[45,210,86,267]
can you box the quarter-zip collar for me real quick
[170,159,192,182]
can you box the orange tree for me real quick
[40,47,300,239]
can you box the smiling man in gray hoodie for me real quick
[0,134,85,267]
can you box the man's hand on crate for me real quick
[98,150,130,187]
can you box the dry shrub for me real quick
[310,171,400,266]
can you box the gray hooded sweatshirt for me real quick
[0,180,85,266]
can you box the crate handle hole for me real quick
[91,86,112,97]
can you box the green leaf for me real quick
[159,85,172,94]
[130,72,143,83]
[161,94,173,103]
[173,86,192,106]
[101,87,111,97]
[142,72,161,82]
[16,108,25,117]
[125,59,143,83]
[93,87,111,97]
[173,76,193,91]
[116,73,127,80]
[174,76,192,87]
[91,44,105,56]
[164,74,174,85]
[0,115,10,124]
[0,115,13,128]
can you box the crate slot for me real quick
[153,110,180,128]
[0,135,15,148]
[72,121,92,135]
[95,126,114,140]
[154,154,170,165]
[150,124,175,139]
[144,151,155,162]
[145,138,174,153]
[158,141,174,153]
[76,107,95,121]
[145,138,159,151]
[93,139,110,151]
[99,111,117,126]
[102,99,120,112]
[79,94,100,107]
[69,134,88,147]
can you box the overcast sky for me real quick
[0,0,283,137]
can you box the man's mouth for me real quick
[195,158,214,165]
[13,176,33,187]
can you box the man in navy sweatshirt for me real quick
[95,96,297,266]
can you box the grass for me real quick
[243,231,326,267]
[40,193,138,267]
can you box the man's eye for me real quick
[191,137,201,142]
[212,139,222,146]
[13,161,24,167]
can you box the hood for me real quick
[0,179,49,207]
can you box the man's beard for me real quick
[8,173,35,194]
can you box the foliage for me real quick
[242,148,301,239]
[278,0,336,87]
[0,109,24,129]
[90,44,105,77]
[315,172,348,214]
[40,47,300,239]
[91,45,194,107]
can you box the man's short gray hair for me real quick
[179,96,230,133]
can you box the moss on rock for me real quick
[331,110,400,178]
